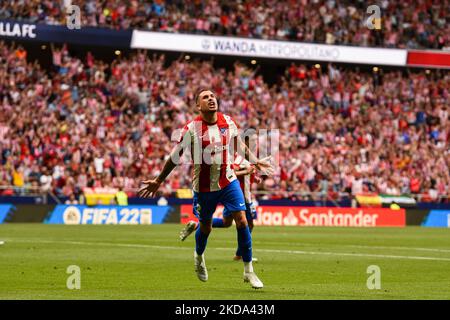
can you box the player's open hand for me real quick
[247,165,256,175]
[138,179,162,198]
[255,156,274,176]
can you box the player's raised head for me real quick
[195,88,218,113]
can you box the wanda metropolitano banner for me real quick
[131,30,408,66]
[181,205,406,227]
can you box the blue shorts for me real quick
[193,179,246,222]
[223,202,257,221]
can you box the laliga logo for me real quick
[63,206,81,224]
[283,209,299,226]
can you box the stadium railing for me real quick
[1,185,449,205]
[0,185,61,204]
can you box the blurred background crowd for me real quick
[0,41,448,201]
[1,0,449,49]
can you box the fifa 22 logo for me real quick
[366,5,381,30]
[66,5,81,30]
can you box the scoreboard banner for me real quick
[181,205,405,227]
[46,205,172,225]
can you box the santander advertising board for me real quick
[180,206,405,227]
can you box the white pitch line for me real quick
[7,239,450,262]
[252,241,450,254]
[8,239,186,251]
[338,244,450,254]
[249,248,450,262]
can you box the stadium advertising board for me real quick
[0,19,133,47]
[83,187,118,205]
[0,20,36,38]
[181,205,405,227]
[355,194,416,208]
[131,31,407,66]
[0,204,14,223]
[407,50,450,69]
[46,205,171,225]
[422,210,450,228]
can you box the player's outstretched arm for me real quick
[138,146,182,198]
[235,136,274,175]
[234,166,256,177]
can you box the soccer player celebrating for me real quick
[138,89,273,289]
[179,130,261,263]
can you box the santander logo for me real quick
[253,207,405,227]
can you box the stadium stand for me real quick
[0,41,448,201]
[0,0,448,49]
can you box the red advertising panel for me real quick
[180,205,405,227]
[407,50,450,69]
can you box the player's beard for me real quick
[203,103,218,114]
[203,108,217,114]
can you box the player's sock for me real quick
[236,225,252,263]
[235,225,252,257]
[212,218,225,228]
[195,227,209,255]
[244,261,254,273]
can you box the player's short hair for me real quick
[194,88,215,105]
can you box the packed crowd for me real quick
[0,41,449,201]
[1,0,449,49]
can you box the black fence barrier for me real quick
[5,205,55,223]
[405,209,431,226]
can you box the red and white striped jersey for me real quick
[233,153,254,203]
[176,112,239,193]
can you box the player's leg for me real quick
[220,180,263,289]
[217,207,234,227]
[235,202,257,261]
[232,210,252,263]
[231,210,263,288]
[195,219,211,257]
[180,210,233,241]
[179,220,198,241]
[194,219,211,282]
[192,191,219,282]
[248,218,254,232]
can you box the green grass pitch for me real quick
[1,224,450,299]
